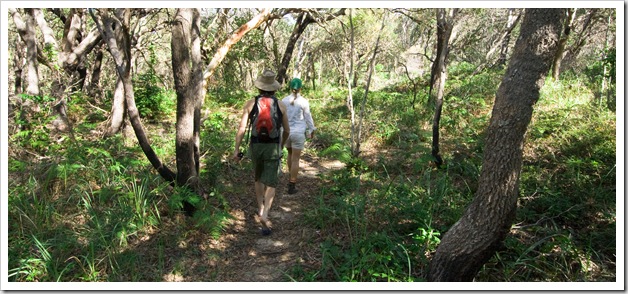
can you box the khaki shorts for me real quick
[250,143,281,187]
[285,132,306,150]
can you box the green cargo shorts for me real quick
[250,143,281,188]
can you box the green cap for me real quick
[289,78,302,90]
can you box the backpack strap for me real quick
[244,95,262,148]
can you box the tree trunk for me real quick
[559,9,599,76]
[277,12,314,84]
[429,8,457,168]
[89,46,104,98]
[10,8,40,96]
[106,76,127,136]
[90,8,176,183]
[13,38,24,94]
[551,9,576,80]
[55,9,103,76]
[496,8,518,68]
[345,9,357,157]
[356,13,387,156]
[427,8,564,282]
[202,8,271,90]
[172,8,203,188]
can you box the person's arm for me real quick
[233,99,254,161]
[303,99,316,138]
[279,102,290,148]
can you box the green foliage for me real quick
[10,94,59,155]
[133,45,176,120]
[475,75,616,282]
[168,186,202,211]
[584,47,616,85]
[292,67,615,282]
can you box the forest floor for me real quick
[155,150,345,282]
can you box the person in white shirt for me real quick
[281,78,316,194]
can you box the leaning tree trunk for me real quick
[277,12,314,84]
[429,8,457,168]
[202,8,271,91]
[90,8,176,183]
[427,8,564,282]
[495,8,519,68]
[551,8,576,80]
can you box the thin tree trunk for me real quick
[551,8,576,80]
[472,10,521,75]
[346,9,357,157]
[428,8,564,282]
[600,11,611,106]
[90,8,176,183]
[356,13,387,155]
[429,8,457,168]
[496,8,518,68]
[32,8,58,52]
[277,12,314,84]
[203,8,271,90]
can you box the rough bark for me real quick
[427,8,564,282]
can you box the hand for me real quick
[308,132,314,139]
[233,152,243,162]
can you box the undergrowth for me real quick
[7,68,616,282]
[294,71,616,282]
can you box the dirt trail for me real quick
[206,152,344,282]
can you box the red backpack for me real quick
[248,95,282,143]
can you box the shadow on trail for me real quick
[111,152,344,282]
[204,152,344,282]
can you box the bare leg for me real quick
[255,181,265,217]
[289,148,302,183]
[286,148,293,176]
[260,186,276,221]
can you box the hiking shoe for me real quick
[288,182,298,194]
[260,219,272,236]
[261,228,272,236]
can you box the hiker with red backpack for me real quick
[233,69,290,236]
[282,78,316,194]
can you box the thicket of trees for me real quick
[6,7,617,283]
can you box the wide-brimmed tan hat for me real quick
[254,69,281,92]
